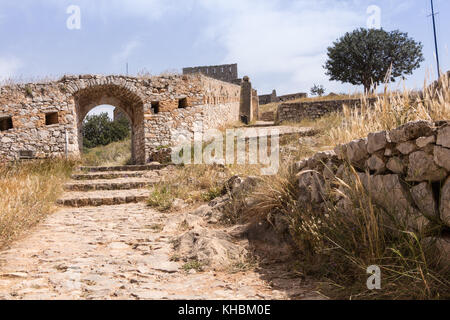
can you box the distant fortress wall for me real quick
[259,89,307,105]
[183,64,240,84]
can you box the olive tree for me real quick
[324,28,424,92]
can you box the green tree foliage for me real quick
[82,112,130,149]
[310,84,325,96]
[324,28,424,92]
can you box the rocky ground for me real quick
[0,164,323,300]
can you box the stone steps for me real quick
[57,164,167,207]
[56,189,150,207]
[78,164,166,173]
[71,171,146,180]
[63,178,158,192]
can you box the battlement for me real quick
[183,63,239,84]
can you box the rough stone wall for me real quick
[259,90,278,105]
[0,74,241,164]
[258,90,307,105]
[260,112,275,122]
[277,92,307,102]
[294,120,450,232]
[183,64,239,84]
[277,98,377,123]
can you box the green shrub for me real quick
[82,113,130,149]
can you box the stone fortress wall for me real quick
[294,120,450,258]
[259,89,307,105]
[276,98,378,124]
[183,64,240,84]
[183,63,259,123]
[0,74,241,164]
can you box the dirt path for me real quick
[0,165,323,300]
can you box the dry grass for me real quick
[245,162,449,299]
[0,159,76,248]
[321,74,449,147]
[82,138,132,166]
[296,167,449,299]
[148,163,261,212]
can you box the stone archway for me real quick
[73,84,145,164]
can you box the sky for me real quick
[0,0,448,111]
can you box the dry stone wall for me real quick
[0,74,241,164]
[294,120,450,233]
[258,89,307,105]
[277,98,377,123]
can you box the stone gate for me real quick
[0,74,243,164]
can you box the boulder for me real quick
[436,125,450,148]
[386,157,405,174]
[410,182,439,221]
[388,121,434,143]
[366,154,386,173]
[433,146,450,171]
[396,141,417,155]
[173,227,247,270]
[357,173,425,231]
[406,151,447,182]
[367,131,387,154]
[416,135,436,148]
[346,138,368,166]
[223,175,260,197]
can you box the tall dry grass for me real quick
[0,159,76,248]
[322,73,449,146]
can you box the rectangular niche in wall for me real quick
[0,116,13,131]
[152,101,160,114]
[178,98,188,109]
[45,112,59,125]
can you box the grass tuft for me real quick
[0,159,76,248]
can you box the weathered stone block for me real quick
[367,131,387,153]
[366,154,385,173]
[386,157,405,174]
[434,146,450,172]
[416,135,435,148]
[357,173,424,230]
[346,138,368,166]
[436,125,450,148]
[389,121,434,143]
[407,151,447,182]
[410,182,439,220]
[396,141,417,155]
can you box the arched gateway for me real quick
[0,74,244,164]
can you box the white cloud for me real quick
[0,56,22,81]
[196,0,365,94]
